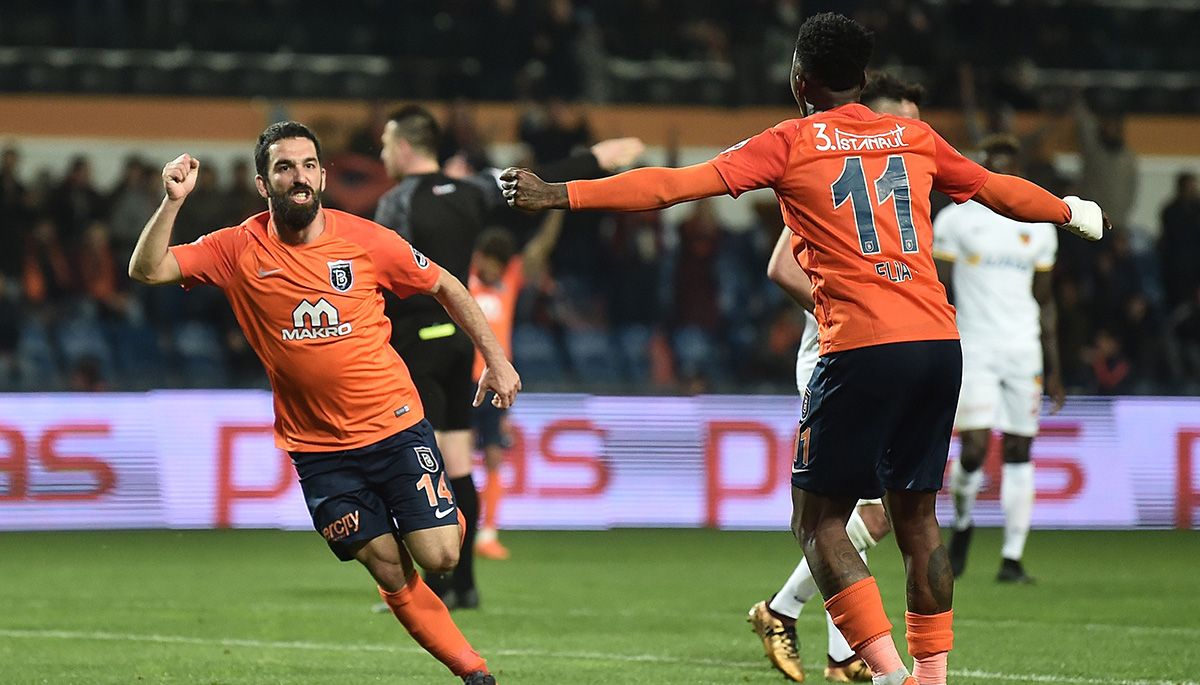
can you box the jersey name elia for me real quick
[282,298,353,341]
[814,123,911,152]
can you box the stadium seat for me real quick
[565,330,622,386]
[615,325,653,382]
[106,320,167,388]
[672,326,720,384]
[173,320,228,388]
[511,324,564,387]
[56,316,115,383]
[16,320,60,390]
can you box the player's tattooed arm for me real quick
[426,270,522,408]
[128,154,195,285]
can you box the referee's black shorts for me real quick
[391,318,475,432]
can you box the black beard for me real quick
[269,184,321,231]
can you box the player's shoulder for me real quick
[207,211,267,246]
[326,208,396,245]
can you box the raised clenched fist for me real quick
[162,154,200,201]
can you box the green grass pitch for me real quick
[1,528,1197,684]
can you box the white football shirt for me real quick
[932,200,1056,346]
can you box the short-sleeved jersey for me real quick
[468,256,524,380]
[710,103,989,354]
[170,209,442,452]
[932,200,1056,345]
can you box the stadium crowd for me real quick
[4,1,1199,110]
[2,95,1199,395]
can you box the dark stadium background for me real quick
[0,3,1198,683]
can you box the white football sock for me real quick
[1001,462,1035,560]
[949,460,984,532]
[824,549,867,662]
[769,557,818,619]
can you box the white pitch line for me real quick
[1,627,1196,685]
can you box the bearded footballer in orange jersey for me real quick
[129,121,518,685]
[501,13,1106,685]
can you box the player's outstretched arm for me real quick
[972,173,1110,241]
[128,154,197,284]
[500,163,728,213]
[427,270,522,408]
[766,228,815,313]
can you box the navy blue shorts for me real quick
[290,419,458,561]
[791,340,963,499]
[473,401,511,450]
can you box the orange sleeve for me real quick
[363,224,443,297]
[708,124,795,197]
[504,256,526,291]
[169,226,248,288]
[972,173,1071,225]
[928,128,989,203]
[566,163,728,212]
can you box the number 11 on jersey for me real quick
[831,154,918,256]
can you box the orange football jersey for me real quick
[170,208,442,452]
[468,256,524,381]
[710,103,988,354]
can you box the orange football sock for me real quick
[482,471,503,530]
[906,611,953,685]
[824,577,904,678]
[378,573,487,677]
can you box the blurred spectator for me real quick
[107,156,158,260]
[1167,285,1200,393]
[49,156,104,245]
[68,356,107,392]
[1088,328,1132,395]
[1159,171,1200,309]
[224,159,263,219]
[0,148,29,279]
[22,216,73,305]
[77,221,127,320]
[173,165,226,244]
[519,100,592,165]
[1074,97,1138,234]
[668,199,727,387]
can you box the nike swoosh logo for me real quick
[434,507,455,519]
[257,268,284,277]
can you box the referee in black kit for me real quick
[375,105,644,609]
[376,105,490,610]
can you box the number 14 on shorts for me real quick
[416,472,455,509]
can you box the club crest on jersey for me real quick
[414,446,438,473]
[328,260,353,292]
[411,246,430,269]
[1019,231,1032,245]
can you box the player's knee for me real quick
[365,559,410,593]
[420,545,460,575]
[1002,435,1032,464]
[959,432,988,472]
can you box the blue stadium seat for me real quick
[672,326,719,383]
[511,324,564,387]
[106,320,167,388]
[16,320,59,389]
[615,325,653,382]
[565,330,622,386]
[173,320,228,388]
[56,316,115,382]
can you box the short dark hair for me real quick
[254,121,322,177]
[795,13,874,91]
[861,71,924,108]
[476,227,516,264]
[387,105,441,157]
